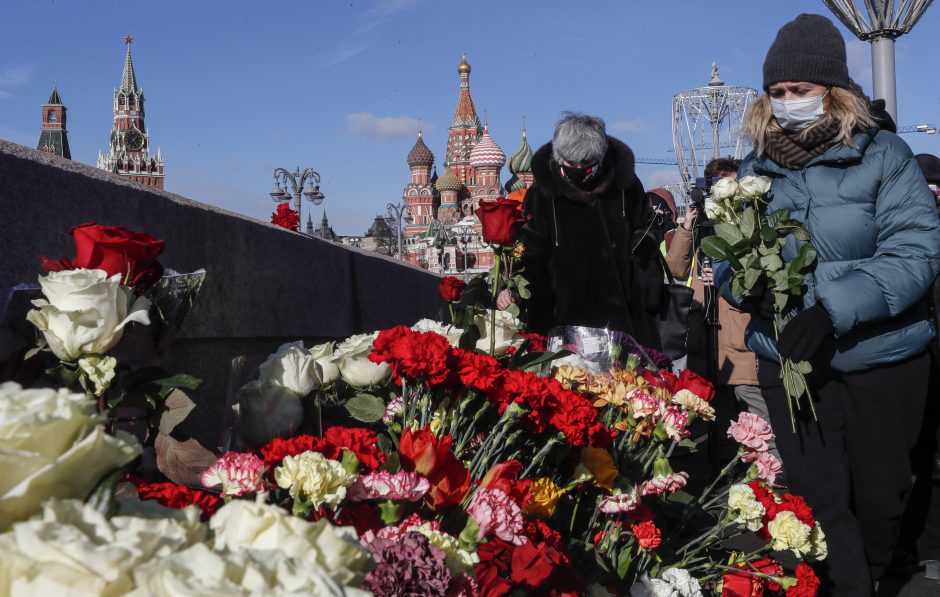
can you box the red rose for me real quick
[41,222,166,291]
[641,369,678,392]
[439,276,467,302]
[398,427,452,476]
[271,202,300,230]
[324,426,386,470]
[476,198,525,246]
[675,368,715,402]
[631,520,662,549]
[786,563,821,597]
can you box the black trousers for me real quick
[758,352,930,596]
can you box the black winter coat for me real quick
[519,136,664,349]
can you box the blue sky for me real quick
[2,0,939,235]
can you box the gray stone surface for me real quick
[0,139,448,444]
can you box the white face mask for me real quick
[770,90,829,131]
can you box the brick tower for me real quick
[403,130,437,235]
[97,35,165,189]
[467,124,506,214]
[37,84,71,159]
[444,55,482,191]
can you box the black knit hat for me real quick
[915,154,940,185]
[763,14,850,90]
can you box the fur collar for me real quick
[531,136,637,204]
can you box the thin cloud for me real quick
[328,0,421,65]
[846,40,873,89]
[0,66,31,100]
[645,169,683,189]
[346,112,426,139]
[611,119,650,135]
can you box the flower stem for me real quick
[490,250,501,356]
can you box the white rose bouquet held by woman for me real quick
[700,175,819,428]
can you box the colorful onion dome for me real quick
[509,129,533,174]
[434,168,462,192]
[468,126,506,169]
[505,175,527,192]
[407,132,435,168]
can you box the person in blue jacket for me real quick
[726,13,940,595]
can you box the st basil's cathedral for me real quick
[399,55,534,274]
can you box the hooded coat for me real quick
[723,127,940,372]
[519,136,664,349]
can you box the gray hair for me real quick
[552,112,608,165]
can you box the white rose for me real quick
[237,380,304,448]
[709,176,739,201]
[0,499,205,596]
[77,355,117,395]
[412,318,463,346]
[474,309,522,356]
[128,543,351,597]
[0,382,141,528]
[210,500,374,586]
[310,341,340,386]
[736,175,771,198]
[703,198,726,222]
[258,341,323,396]
[26,269,151,362]
[727,483,766,532]
[331,332,390,388]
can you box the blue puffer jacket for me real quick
[724,127,940,373]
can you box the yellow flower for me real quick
[554,365,590,391]
[524,477,565,518]
[768,510,813,557]
[577,447,618,491]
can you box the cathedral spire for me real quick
[121,35,138,93]
[48,82,62,105]
[451,54,480,128]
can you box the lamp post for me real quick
[431,219,450,273]
[269,166,325,229]
[386,202,413,259]
[453,224,475,280]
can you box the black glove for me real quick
[776,304,834,362]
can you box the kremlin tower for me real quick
[37,84,71,159]
[97,36,165,189]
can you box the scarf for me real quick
[764,121,841,170]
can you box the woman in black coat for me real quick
[505,112,664,349]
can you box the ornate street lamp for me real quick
[822,0,934,123]
[269,166,325,229]
[386,202,413,259]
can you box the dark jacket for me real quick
[519,136,664,349]
[726,127,940,372]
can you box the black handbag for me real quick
[654,253,694,361]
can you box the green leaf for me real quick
[85,469,124,517]
[458,323,481,350]
[767,208,790,228]
[678,438,698,451]
[616,549,633,579]
[159,389,196,435]
[513,349,570,371]
[774,291,789,312]
[760,226,778,244]
[152,374,203,392]
[377,433,396,456]
[506,303,521,317]
[743,268,761,291]
[740,206,757,240]
[771,270,789,291]
[700,237,741,268]
[797,243,817,269]
[715,222,745,245]
[731,276,745,298]
[794,360,813,374]
[340,448,361,474]
[666,489,694,504]
[791,227,811,241]
[759,254,783,272]
[344,393,386,423]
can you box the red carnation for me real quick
[439,276,467,302]
[333,503,384,535]
[770,493,815,527]
[135,481,222,519]
[324,426,386,470]
[518,332,548,352]
[40,222,166,292]
[271,202,300,231]
[260,434,340,468]
[675,368,715,402]
[476,197,525,246]
[453,349,505,393]
[631,520,662,549]
[370,327,454,387]
[786,564,821,597]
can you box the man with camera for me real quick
[666,158,779,468]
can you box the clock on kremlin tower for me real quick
[97,35,165,189]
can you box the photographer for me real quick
[665,158,778,466]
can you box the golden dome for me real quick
[457,54,471,74]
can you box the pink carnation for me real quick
[662,406,691,441]
[348,470,431,502]
[629,390,663,420]
[641,472,689,496]
[201,451,266,497]
[727,412,775,452]
[360,514,440,547]
[467,488,527,545]
[382,396,403,423]
[599,486,641,514]
[742,449,783,484]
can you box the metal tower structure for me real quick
[671,64,757,192]
[822,0,934,123]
